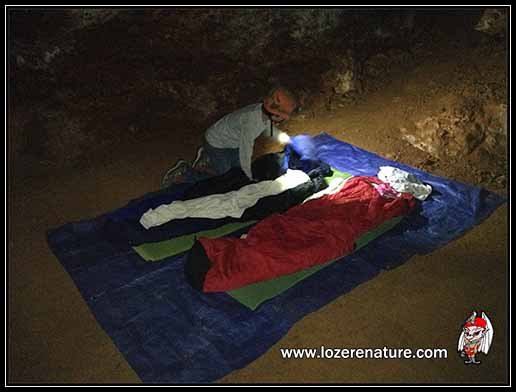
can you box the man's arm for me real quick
[238,135,255,180]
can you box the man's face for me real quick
[262,105,290,123]
[270,114,287,123]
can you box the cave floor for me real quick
[8,41,508,384]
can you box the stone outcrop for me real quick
[401,98,507,161]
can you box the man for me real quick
[162,87,297,187]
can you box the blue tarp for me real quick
[47,133,505,383]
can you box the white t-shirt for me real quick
[205,103,281,179]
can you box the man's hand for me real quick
[277,131,291,145]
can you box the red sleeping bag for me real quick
[198,176,417,292]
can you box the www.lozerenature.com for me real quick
[280,346,448,360]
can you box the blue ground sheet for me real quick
[47,133,505,382]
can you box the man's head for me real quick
[263,87,298,123]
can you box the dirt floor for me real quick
[8,29,509,384]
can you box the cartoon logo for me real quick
[457,311,494,365]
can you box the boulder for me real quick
[475,9,507,36]
[321,51,360,96]
[401,98,506,160]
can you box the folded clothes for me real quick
[378,166,432,200]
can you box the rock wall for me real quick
[8,8,505,179]
[401,98,507,159]
[9,9,352,169]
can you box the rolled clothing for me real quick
[104,171,328,247]
[140,169,311,229]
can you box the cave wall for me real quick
[8,8,506,176]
